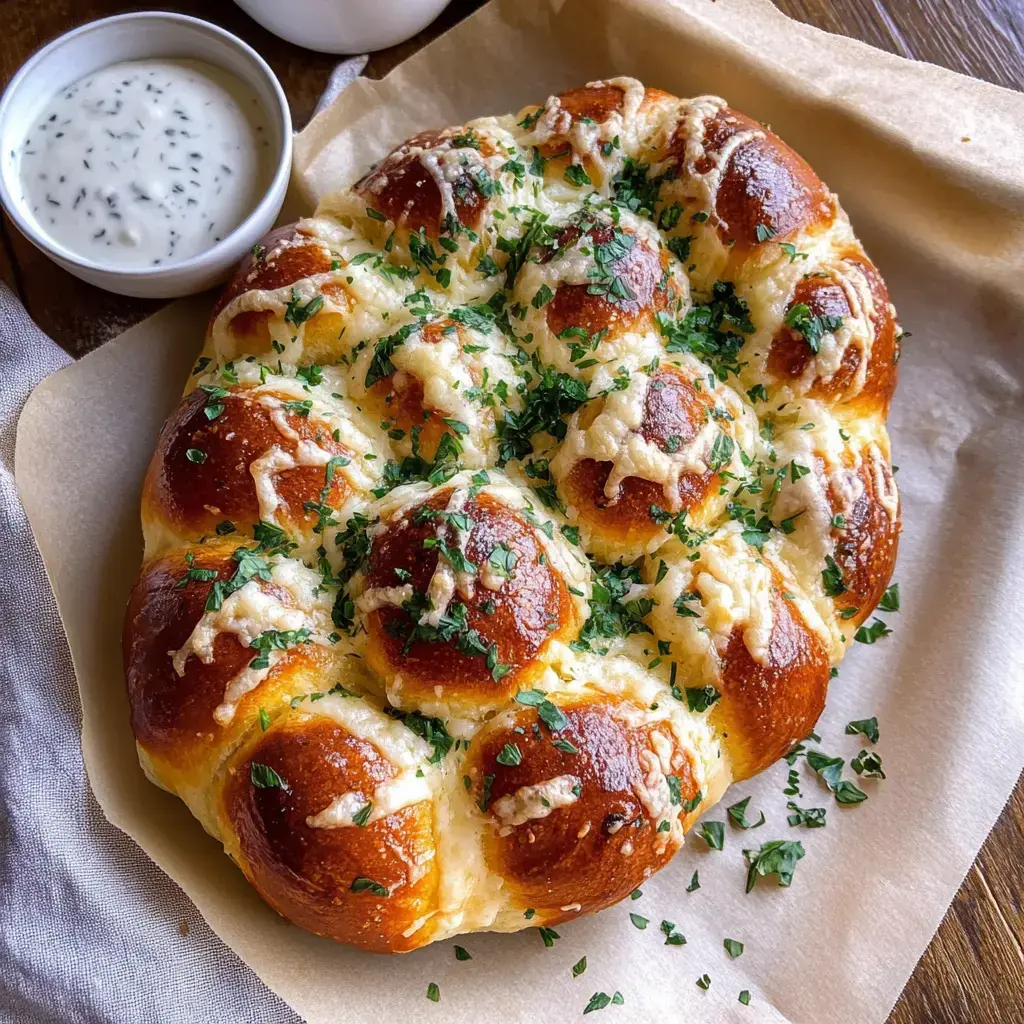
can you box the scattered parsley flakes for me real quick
[250,762,287,790]
[879,582,900,611]
[784,302,843,354]
[786,801,827,828]
[496,742,523,766]
[727,796,765,830]
[686,685,721,713]
[806,749,868,804]
[565,163,593,187]
[284,288,324,326]
[855,618,892,644]
[743,840,805,892]
[821,555,847,597]
[699,821,725,850]
[845,717,880,743]
[852,749,886,778]
[514,688,569,732]
[350,877,389,897]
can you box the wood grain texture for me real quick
[0,2,1021,1021]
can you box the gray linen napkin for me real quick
[0,284,302,1023]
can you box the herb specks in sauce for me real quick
[17,60,274,268]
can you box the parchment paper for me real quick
[16,1,1024,1021]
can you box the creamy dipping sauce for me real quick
[17,59,275,269]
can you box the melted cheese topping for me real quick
[552,371,718,509]
[170,559,333,725]
[491,774,580,833]
[306,766,432,829]
[519,76,647,183]
[309,694,433,768]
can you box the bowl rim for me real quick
[0,11,293,280]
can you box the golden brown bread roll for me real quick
[124,77,901,951]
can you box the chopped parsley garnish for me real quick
[383,708,453,763]
[250,762,287,790]
[284,288,324,326]
[496,742,522,766]
[656,281,754,381]
[175,552,218,589]
[514,688,569,732]
[205,547,272,612]
[685,685,721,713]
[786,801,827,828]
[851,749,886,778]
[784,303,843,354]
[564,163,592,187]
[821,554,847,597]
[806,749,868,804]
[698,821,725,850]
[743,840,805,892]
[295,360,323,387]
[364,322,418,388]
[855,618,892,644]
[879,582,900,611]
[845,717,879,743]
[199,383,228,421]
[586,228,636,305]
[727,796,765,830]
[584,992,623,1013]
[497,360,587,464]
[248,627,311,669]
[571,561,653,654]
[610,158,662,217]
[478,774,495,812]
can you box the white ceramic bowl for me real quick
[0,13,292,299]
[233,0,452,54]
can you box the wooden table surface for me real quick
[2,1,1021,1021]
